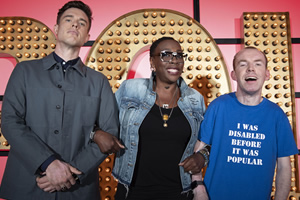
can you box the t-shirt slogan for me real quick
[227,123,265,165]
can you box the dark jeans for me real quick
[114,183,194,200]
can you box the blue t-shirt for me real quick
[199,92,298,200]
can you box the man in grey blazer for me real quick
[0,1,123,199]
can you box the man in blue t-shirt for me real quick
[191,47,298,200]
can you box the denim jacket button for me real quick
[134,123,139,125]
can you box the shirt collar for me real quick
[42,52,87,77]
[53,52,80,68]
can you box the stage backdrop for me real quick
[0,0,299,199]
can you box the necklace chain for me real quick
[156,86,178,128]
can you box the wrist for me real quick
[39,155,57,172]
[90,126,102,141]
[191,180,204,190]
[193,184,206,192]
[193,185,207,198]
[195,147,210,167]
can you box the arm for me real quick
[192,172,209,200]
[92,129,124,154]
[273,111,298,199]
[179,140,209,174]
[69,76,119,183]
[191,141,209,200]
[274,156,292,200]
[194,140,209,152]
[91,80,125,154]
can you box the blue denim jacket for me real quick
[112,76,205,193]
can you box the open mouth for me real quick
[167,68,180,73]
[245,77,257,82]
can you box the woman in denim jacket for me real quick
[113,37,206,200]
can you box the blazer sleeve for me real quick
[69,76,119,183]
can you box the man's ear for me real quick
[265,69,270,81]
[84,33,90,44]
[231,70,237,81]
[53,24,58,35]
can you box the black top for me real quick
[130,104,191,199]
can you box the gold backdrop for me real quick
[242,12,298,199]
[0,10,298,200]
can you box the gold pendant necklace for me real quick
[157,86,178,128]
[162,114,169,127]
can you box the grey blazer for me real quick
[0,53,119,200]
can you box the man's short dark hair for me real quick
[56,0,93,31]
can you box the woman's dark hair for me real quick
[150,37,182,86]
[149,37,176,57]
[56,1,93,31]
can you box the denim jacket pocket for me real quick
[119,98,140,129]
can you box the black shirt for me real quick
[53,52,80,71]
[130,104,191,199]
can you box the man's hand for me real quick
[36,174,56,193]
[93,130,124,154]
[179,153,205,175]
[42,160,82,191]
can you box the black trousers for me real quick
[114,183,194,200]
